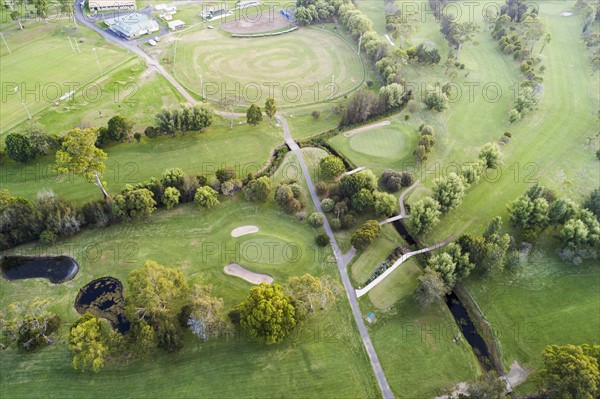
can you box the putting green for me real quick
[329,122,417,174]
[347,125,412,159]
[173,27,364,106]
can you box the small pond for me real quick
[1,255,79,284]
[75,277,130,333]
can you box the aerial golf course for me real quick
[1,0,599,398]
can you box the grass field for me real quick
[329,120,418,175]
[0,198,378,398]
[349,225,480,397]
[328,1,600,390]
[171,26,365,106]
[419,4,600,381]
[355,0,387,35]
[2,116,282,204]
[0,22,131,133]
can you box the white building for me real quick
[104,13,160,39]
[167,19,185,30]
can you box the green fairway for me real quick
[0,198,378,398]
[329,121,417,175]
[171,26,364,106]
[368,295,481,398]
[0,23,131,133]
[355,0,387,35]
[349,225,480,397]
[1,117,283,204]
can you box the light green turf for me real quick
[349,223,400,286]
[0,199,378,398]
[1,117,283,204]
[0,22,131,133]
[283,107,342,139]
[171,26,364,106]
[351,223,480,397]
[329,121,417,174]
[355,0,387,36]
[367,295,481,398]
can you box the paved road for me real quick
[279,116,395,399]
[73,2,197,104]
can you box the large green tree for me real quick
[415,269,448,310]
[432,173,467,212]
[319,155,346,180]
[237,283,301,344]
[107,115,134,142]
[5,133,36,163]
[54,128,109,198]
[246,104,263,126]
[409,197,441,234]
[264,98,277,120]
[540,344,600,399]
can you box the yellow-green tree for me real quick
[237,283,300,344]
[68,314,109,373]
[54,128,108,198]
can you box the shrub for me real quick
[321,198,335,212]
[194,186,220,208]
[81,199,115,227]
[351,220,382,250]
[311,111,321,119]
[319,155,345,180]
[308,212,325,227]
[144,126,159,139]
[216,167,236,183]
[315,234,330,247]
[134,133,142,142]
[161,168,185,189]
[420,125,435,136]
[330,218,342,231]
[113,188,157,220]
[315,181,328,195]
[39,230,57,245]
[162,187,180,209]
[341,214,356,229]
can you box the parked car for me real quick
[148,39,157,46]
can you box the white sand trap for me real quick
[231,225,259,237]
[224,263,273,284]
[561,11,573,16]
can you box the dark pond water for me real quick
[0,255,79,284]
[391,218,417,246]
[445,291,492,371]
[75,277,130,333]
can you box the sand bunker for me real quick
[224,263,273,284]
[231,225,259,237]
[561,11,573,16]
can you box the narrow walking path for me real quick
[379,180,419,225]
[355,236,453,298]
[342,166,366,176]
[343,120,391,137]
[278,115,394,399]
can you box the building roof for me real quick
[105,13,159,37]
[167,19,185,28]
